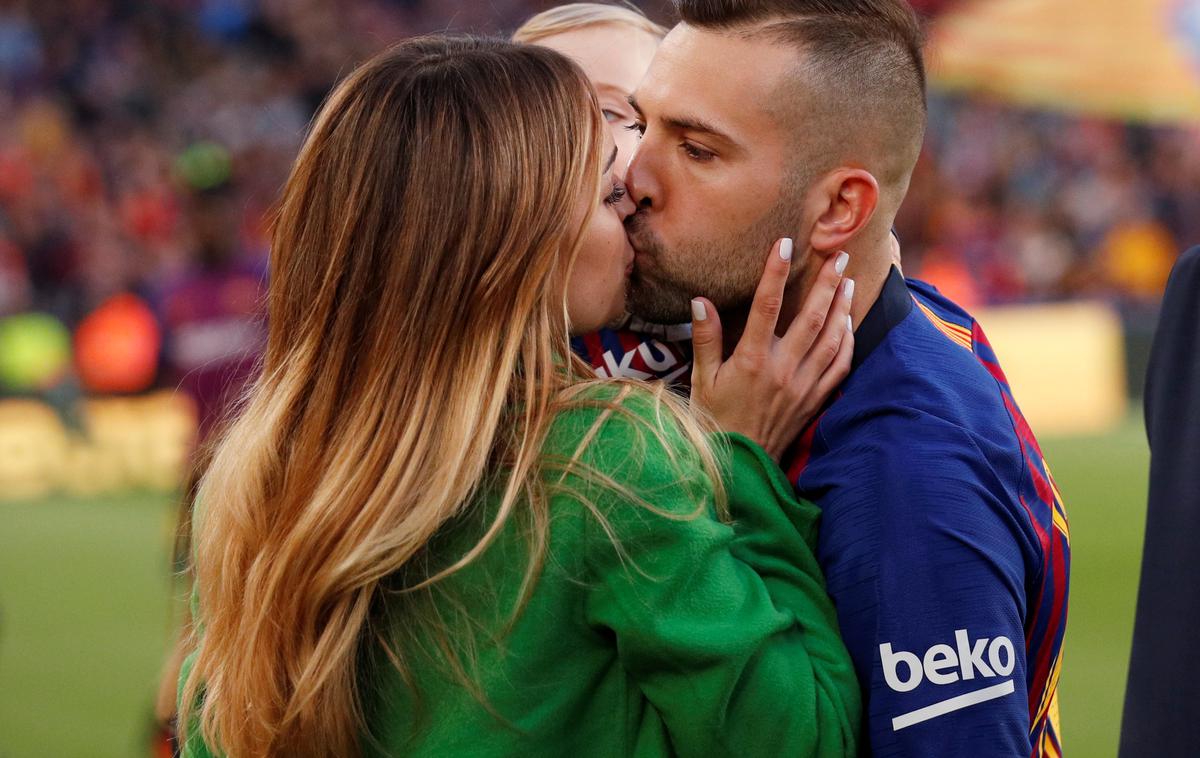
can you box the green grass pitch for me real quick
[0,415,1149,757]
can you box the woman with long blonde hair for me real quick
[178,36,859,758]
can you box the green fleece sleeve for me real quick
[177,650,213,758]
[721,433,862,756]
[568,397,860,757]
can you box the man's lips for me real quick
[624,214,657,273]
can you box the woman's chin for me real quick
[606,295,629,328]
[566,287,629,338]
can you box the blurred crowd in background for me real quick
[900,99,1198,308]
[0,0,1196,405]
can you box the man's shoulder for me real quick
[801,281,1032,524]
[820,277,1018,455]
[811,401,1024,510]
[906,277,975,323]
[820,362,1019,474]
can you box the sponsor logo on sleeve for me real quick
[880,629,1017,731]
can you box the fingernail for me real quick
[843,278,855,301]
[846,315,854,333]
[691,299,707,322]
[779,238,793,262]
[835,251,850,275]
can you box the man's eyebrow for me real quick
[627,94,736,146]
[663,115,735,144]
[602,144,618,174]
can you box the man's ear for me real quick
[806,168,879,253]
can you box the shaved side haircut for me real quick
[676,0,927,220]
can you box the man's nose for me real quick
[624,140,657,211]
[616,182,637,218]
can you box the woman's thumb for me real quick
[690,297,722,390]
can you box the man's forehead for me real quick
[636,23,798,137]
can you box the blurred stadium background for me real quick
[0,0,1193,755]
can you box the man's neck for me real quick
[720,240,894,357]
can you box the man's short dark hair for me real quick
[674,0,927,193]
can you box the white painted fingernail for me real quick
[835,251,850,275]
[843,278,855,301]
[779,238,793,262]
[846,315,854,333]
[692,299,707,322]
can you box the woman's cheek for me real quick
[609,237,629,317]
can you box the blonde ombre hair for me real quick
[178,36,720,758]
[513,2,667,43]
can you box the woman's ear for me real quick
[807,168,880,253]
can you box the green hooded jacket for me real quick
[181,386,860,757]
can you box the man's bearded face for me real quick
[620,24,812,324]
[624,197,801,323]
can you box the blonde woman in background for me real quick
[177,35,860,758]
[515,3,665,178]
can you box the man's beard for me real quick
[623,204,798,324]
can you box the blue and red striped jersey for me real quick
[573,267,1070,757]
[791,268,1070,756]
[571,315,693,385]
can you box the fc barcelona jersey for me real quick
[573,268,1070,757]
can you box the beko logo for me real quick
[879,629,1017,731]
